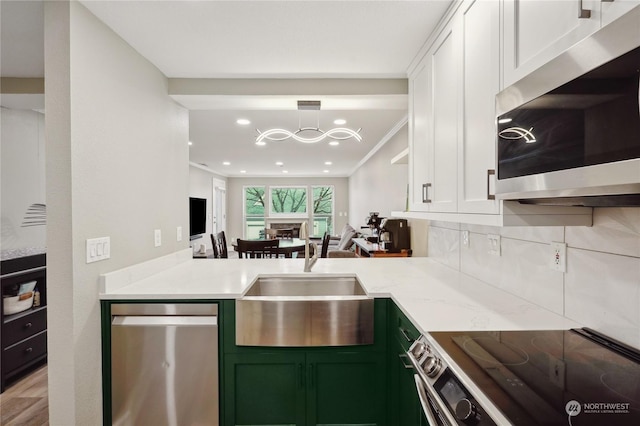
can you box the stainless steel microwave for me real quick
[495,7,640,206]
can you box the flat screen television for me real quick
[189,197,207,239]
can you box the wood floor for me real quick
[0,365,49,426]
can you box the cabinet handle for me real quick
[298,363,305,388]
[24,322,33,328]
[399,354,414,369]
[578,0,592,18]
[487,169,496,200]
[422,183,432,203]
[308,364,314,388]
[25,347,33,353]
[399,327,414,343]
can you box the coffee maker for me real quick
[379,218,410,252]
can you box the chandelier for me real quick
[255,100,362,145]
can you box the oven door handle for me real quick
[414,374,444,426]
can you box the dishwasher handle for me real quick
[112,316,217,327]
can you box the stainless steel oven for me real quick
[407,328,640,425]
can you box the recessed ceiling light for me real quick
[329,141,339,146]
[323,170,329,173]
[188,141,193,146]
[282,170,288,174]
[275,161,284,166]
[256,141,266,146]
[237,118,251,125]
[223,161,231,166]
[324,161,332,165]
[240,170,247,174]
[334,119,346,125]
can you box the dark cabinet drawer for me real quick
[2,308,47,348]
[2,330,47,373]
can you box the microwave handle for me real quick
[487,169,496,200]
[578,0,592,18]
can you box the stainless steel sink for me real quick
[236,275,373,347]
[242,275,368,297]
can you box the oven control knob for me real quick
[455,398,479,423]
[423,355,442,377]
[412,342,427,358]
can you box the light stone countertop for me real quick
[100,249,581,333]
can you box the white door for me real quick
[212,178,226,234]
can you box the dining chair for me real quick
[210,231,228,259]
[320,232,331,258]
[237,239,280,259]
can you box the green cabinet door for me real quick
[306,351,386,426]
[224,352,306,426]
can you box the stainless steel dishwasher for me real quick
[110,303,218,426]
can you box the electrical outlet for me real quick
[462,230,469,247]
[177,226,183,242]
[154,229,162,247]
[487,234,501,256]
[550,242,567,272]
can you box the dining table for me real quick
[232,238,307,258]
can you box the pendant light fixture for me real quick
[255,100,362,145]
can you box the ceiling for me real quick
[1,0,453,177]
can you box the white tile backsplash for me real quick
[427,208,640,349]
[566,207,640,258]
[427,224,460,270]
[565,248,640,348]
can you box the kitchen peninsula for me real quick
[100,249,581,425]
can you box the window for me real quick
[243,186,265,239]
[269,186,307,216]
[312,186,334,236]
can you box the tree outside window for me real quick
[312,186,334,236]
[269,187,307,215]
[244,186,265,238]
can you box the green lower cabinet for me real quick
[224,350,387,426]
[306,352,386,426]
[224,352,306,425]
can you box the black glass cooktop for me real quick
[429,328,640,426]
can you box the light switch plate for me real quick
[177,226,183,242]
[154,229,162,247]
[86,237,110,263]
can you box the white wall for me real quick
[189,164,226,252]
[45,2,189,424]
[347,123,429,256]
[426,207,640,349]
[1,108,46,254]
[226,176,349,241]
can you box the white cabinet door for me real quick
[601,0,640,26]
[428,25,459,212]
[458,0,500,214]
[408,58,432,212]
[503,0,601,88]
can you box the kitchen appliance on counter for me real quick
[495,6,640,206]
[379,218,410,252]
[407,328,640,425]
[365,212,383,242]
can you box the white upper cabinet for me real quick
[503,0,601,88]
[408,20,459,213]
[601,0,640,26]
[408,59,431,212]
[457,0,501,214]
